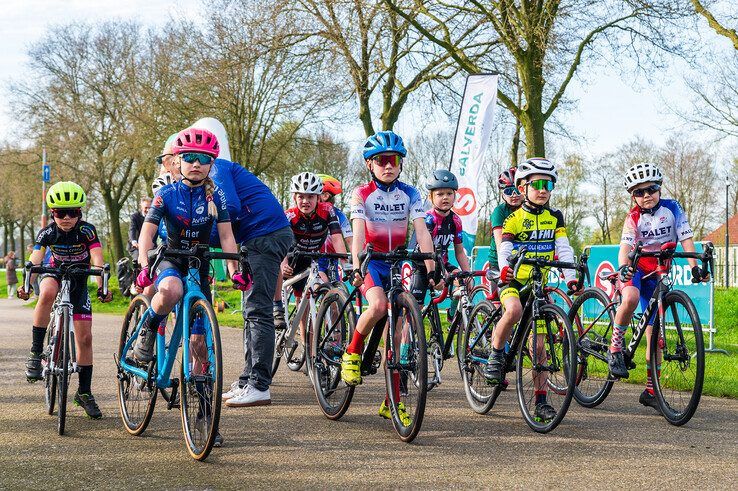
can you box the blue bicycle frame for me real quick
[119,266,213,388]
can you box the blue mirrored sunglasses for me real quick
[181,153,214,165]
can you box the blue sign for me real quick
[42,164,50,182]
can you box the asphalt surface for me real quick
[1,298,737,489]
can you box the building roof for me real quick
[703,213,738,245]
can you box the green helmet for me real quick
[46,181,87,209]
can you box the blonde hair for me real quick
[204,177,218,217]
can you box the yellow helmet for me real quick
[46,181,87,209]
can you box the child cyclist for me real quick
[487,167,523,291]
[483,158,579,423]
[134,128,249,443]
[20,181,113,419]
[410,169,471,306]
[316,174,353,281]
[261,172,347,385]
[342,131,436,424]
[609,162,708,411]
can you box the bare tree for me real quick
[385,0,690,157]
[690,0,738,49]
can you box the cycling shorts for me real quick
[361,259,391,295]
[620,268,658,324]
[410,262,457,304]
[498,280,547,335]
[153,259,212,335]
[287,256,312,296]
[317,256,340,281]
[39,273,92,321]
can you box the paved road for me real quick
[1,299,737,489]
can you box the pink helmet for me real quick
[172,128,220,158]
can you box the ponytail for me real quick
[205,177,217,218]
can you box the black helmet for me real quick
[426,169,459,191]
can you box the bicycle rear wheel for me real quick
[44,317,58,416]
[311,288,355,420]
[515,304,576,433]
[385,292,427,443]
[117,294,157,436]
[568,288,615,408]
[180,298,222,461]
[57,312,71,436]
[651,290,704,426]
[460,300,501,415]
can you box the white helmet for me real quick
[515,157,557,185]
[290,172,323,195]
[623,162,663,191]
[152,173,174,193]
[189,117,232,161]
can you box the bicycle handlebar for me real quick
[508,246,585,291]
[356,244,434,279]
[23,261,111,297]
[627,241,714,282]
[147,244,250,281]
[430,270,486,305]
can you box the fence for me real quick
[712,245,738,288]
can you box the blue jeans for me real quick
[239,226,293,391]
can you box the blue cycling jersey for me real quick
[208,159,289,246]
[146,181,230,250]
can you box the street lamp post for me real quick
[726,183,731,288]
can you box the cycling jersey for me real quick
[498,203,575,284]
[488,202,517,270]
[209,158,289,245]
[621,199,693,273]
[350,179,425,253]
[34,221,101,266]
[424,209,463,264]
[286,202,342,253]
[321,206,352,254]
[146,181,230,250]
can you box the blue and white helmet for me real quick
[151,173,174,194]
[362,131,407,160]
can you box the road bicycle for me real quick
[568,241,713,425]
[272,250,349,376]
[115,244,248,460]
[309,244,433,443]
[24,262,110,435]
[460,247,582,433]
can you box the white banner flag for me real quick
[449,74,499,253]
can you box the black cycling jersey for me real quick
[34,221,101,266]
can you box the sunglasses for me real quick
[528,179,555,191]
[502,187,519,197]
[155,153,172,165]
[371,154,403,168]
[52,208,82,219]
[632,184,661,198]
[181,153,214,165]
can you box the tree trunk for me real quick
[19,221,26,264]
[2,222,7,256]
[521,113,546,157]
[101,192,125,262]
[358,92,375,137]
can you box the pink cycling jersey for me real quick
[350,179,425,253]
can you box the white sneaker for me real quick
[222,381,245,401]
[225,385,271,407]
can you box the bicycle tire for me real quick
[460,300,501,415]
[385,291,427,443]
[117,294,157,436]
[650,290,704,426]
[272,286,297,376]
[469,284,490,305]
[57,311,70,436]
[515,303,576,433]
[180,298,222,461]
[44,316,58,416]
[568,287,615,408]
[310,288,355,420]
[545,285,572,310]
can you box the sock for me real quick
[145,307,167,332]
[31,326,47,354]
[610,323,628,353]
[157,317,168,335]
[346,330,366,355]
[535,390,547,405]
[78,365,93,394]
[646,365,661,395]
[273,300,284,310]
[489,346,505,363]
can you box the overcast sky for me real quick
[2,0,735,164]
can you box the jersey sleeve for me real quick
[34,226,53,250]
[490,204,508,230]
[350,187,366,222]
[146,194,166,226]
[336,209,353,237]
[79,223,101,250]
[452,213,464,244]
[326,204,342,235]
[424,213,435,235]
[407,186,426,221]
[621,209,637,246]
[552,209,568,239]
[214,187,230,223]
[671,200,694,241]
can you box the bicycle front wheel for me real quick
[568,288,615,408]
[117,294,157,436]
[651,290,705,426]
[310,288,355,420]
[460,300,501,415]
[385,291,427,443]
[516,304,576,433]
[180,298,222,461]
[57,312,71,436]
[44,317,58,415]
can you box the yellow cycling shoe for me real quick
[378,400,411,427]
[340,352,362,386]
